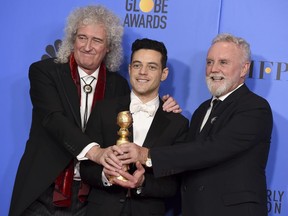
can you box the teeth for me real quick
[212,76,223,80]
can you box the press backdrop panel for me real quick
[1,0,287,215]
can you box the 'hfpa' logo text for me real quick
[249,60,288,81]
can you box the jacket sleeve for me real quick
[29,60,92,157]
[132,116,189,198]
[151,94,273,178]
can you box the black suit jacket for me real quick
[9,58,130,216]
[150,84,273,216]
[80,95,189,216]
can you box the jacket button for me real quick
[198,185,205,191]
[183,185,187,192]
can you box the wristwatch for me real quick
[145,149,152,167]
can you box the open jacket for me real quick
[81,95,189,216]
[9,58,130,216]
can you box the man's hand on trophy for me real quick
[115,142,149,165]
[110,161,145,189]
[86,146,122,171]
[103,166,120,181]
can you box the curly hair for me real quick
[55,5,124,72]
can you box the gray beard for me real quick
[206,79,229,97]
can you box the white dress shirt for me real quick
[130,91,159,146]
[74,67,99,180]
[102,91,159,186]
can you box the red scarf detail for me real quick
[53,54,106,207]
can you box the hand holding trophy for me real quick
[115,111,133,181]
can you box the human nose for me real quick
[139,65,148,74]
[84,39,93,51]
[210,62,219,73]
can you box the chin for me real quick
[208,84,228,97]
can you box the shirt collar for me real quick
[212,83,244,103]
[130,91,160,108]
[78,66,99,79]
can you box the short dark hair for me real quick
[131,38,168,69]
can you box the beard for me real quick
[206,74,234,97]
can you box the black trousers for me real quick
[22,181,87,216]
[120,198,132,216]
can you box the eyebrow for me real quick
[77,34,105,41]
[131,60,141,64]
[132,60,159,66]
[206,57,230,61]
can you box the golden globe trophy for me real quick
[115,111,133,181]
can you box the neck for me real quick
[79,67,99,75]
[132,91,159,104]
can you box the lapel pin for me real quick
[211,116,218,124]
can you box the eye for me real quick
[77,35,87,42]
[220,60,228,65]
[148,65,158,71]
[132,63,142,69]
[206,60,213,66]
[92,38,103,44]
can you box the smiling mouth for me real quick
[136,78,149,83]
[211,76,224,81]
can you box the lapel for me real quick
[198,84,250,137]
[195,101,211,134]
[56,62,82,128]
[115,96,173,147]
[115,95,131,113]
[142,99,170,148]
[222,84,250,104]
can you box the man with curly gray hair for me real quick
[56,5,124,72]
[9,5,181,216]
[9,5,130,216]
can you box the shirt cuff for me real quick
[102,171,112,186]
[77,142,99,161]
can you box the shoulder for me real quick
[161,110,189,126]
[30,58,58,68]
[96,95,130,111]
[239,87,271,110]
[157,99,189,124]
[194,99,210,113]
[98,95,127,105]
[105,70,130,98]
[106,70,128,82]
[29,58,67,75]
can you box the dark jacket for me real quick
[81,95,189,216]
[150,84,273,216]
[9,58,130,216]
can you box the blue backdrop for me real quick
[1,0,287,215]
